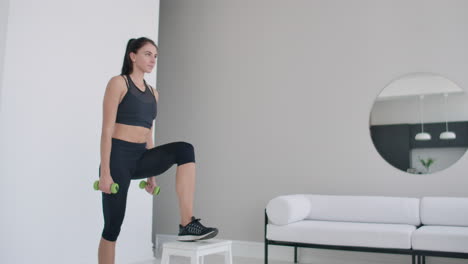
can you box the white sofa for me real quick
[412,197,468,263]
[265,195,468,264]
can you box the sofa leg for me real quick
[294,246,298,263]
[422,255,425,264]
[264,242,268,264]
[411,254,415,264]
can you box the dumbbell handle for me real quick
[93,180,119,194]
[139,181,161,195]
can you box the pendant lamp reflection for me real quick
[415,95,431,141]
[440,93,456,140]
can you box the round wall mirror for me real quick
[370,73,468,174]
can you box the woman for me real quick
[98,37,218,264]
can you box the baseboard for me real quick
[154,234,290,260]
[154,234,419,264]
[233,241,412,264]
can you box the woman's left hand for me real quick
[145,176,157,194]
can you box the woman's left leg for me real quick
[175,162,195,226]
[134,141,218,241]
[134,141,196,225]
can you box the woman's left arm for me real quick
[144,87,159,194]
[144,125,156,194]
[146,87,159,149]
[146,126,155,149]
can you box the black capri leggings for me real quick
[101,138,195,242]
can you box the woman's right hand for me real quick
[99,173,115,194]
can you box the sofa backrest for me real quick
[421,197,468,227]
[305,195,420,226]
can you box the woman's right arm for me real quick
[99,76,125,194]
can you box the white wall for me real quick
[0,0,159,263]
[153,0,468,263]
[0,0,9,104]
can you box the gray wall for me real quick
[0,0,9,105]
[154,0,468,248]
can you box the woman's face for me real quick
[131,43,158,74]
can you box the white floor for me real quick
[130,255,467,264]
[132,256,468,264]
[133,255,289,264]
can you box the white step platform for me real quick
[161,239,232,264]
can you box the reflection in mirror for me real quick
[370,73,468,174]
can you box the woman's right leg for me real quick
[99,186,129,264]
[98,139,142,263]
[98,238,115,264]
[99,178,130,264]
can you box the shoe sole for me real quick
[177,229,218,242]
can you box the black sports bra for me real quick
[115,75,157,129]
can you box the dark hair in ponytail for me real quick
[121,37,158,75]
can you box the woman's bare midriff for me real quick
[112,123,151,143]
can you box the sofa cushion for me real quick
[266,195,311,225]
[267,220,415,249]
[412,226,468,253]
[305,195,420,225]
[420,197,468,226]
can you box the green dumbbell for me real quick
[139,181,161,195]
[93,180,119,194]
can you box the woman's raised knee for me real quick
[175,142,195,166]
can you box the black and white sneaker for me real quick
[177,217,218,242]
